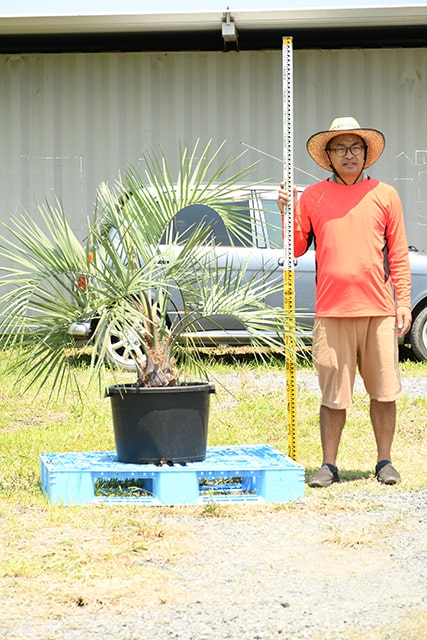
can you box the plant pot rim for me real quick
[105,381,215,397]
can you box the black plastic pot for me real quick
[105,382,215,464]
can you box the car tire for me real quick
[105,323,146,372]
[409,305,427,362]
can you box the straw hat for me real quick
[306,116,385,171]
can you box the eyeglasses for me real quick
[326,144,365,157]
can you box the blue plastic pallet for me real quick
[40,444,305,506]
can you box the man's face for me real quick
[326,134,366,181]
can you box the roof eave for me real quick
[1,7,427,36]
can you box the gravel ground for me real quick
[3,489,426,640]
[1,371,426,640]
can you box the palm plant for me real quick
[0,140,298,399]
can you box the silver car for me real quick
[71,185,427,367]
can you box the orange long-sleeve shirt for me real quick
[294,177,411,317]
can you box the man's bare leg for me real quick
[308,405,346,487]
[370,399,400,484]
[320,405,346,466]
[370,399,396,463]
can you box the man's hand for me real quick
[396,307,412,336]
[278,182,298,214]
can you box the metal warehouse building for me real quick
[1,2,427,251]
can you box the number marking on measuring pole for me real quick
[282,36,297,461]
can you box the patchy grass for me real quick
[1,346,426,499]
[0,347,426,634]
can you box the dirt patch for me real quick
[0,488,426,639]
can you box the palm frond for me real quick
[0,140,298,399]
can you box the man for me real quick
[278,116,412,488]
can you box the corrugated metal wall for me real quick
[0,47,426,250]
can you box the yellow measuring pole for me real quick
[282,37,297,461]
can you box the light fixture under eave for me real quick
[222,10,239,45]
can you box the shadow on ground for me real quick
[304,467,372,484]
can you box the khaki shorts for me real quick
[312,317,402,410]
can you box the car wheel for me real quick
[409,305,427,362]
[105,323,146,372]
